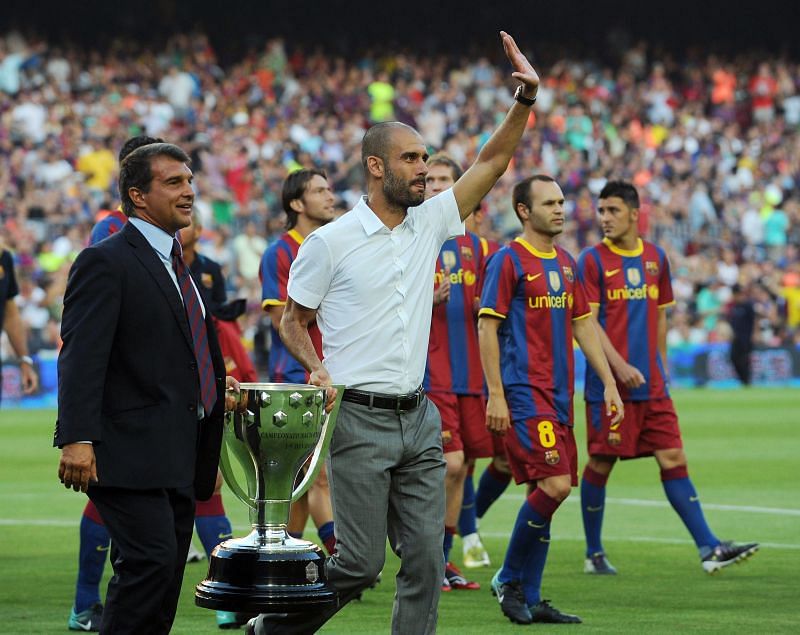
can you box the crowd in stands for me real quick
[1,30,799,372]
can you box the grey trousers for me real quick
[254,397,446,634]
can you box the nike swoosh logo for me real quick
[526,273,542,282]
[527,521,546,528]
[689,496,699,502]
[605,269,620,277]
[586,505,604,512]
[218,532,233,540]
[96,545,110,552]
[539,537,551,543]
[75,621,93,631]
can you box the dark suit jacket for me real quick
[55,222,226,500]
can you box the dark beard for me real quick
[384,167,424,209]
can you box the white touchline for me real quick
[477,533,800,550]
[500,494,800,517]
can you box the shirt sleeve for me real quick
[658,249,676,308]
[287,232,334,310]
[260,243,289,309]
[572,279,592,321]
[479,249,515,319]
[577,249,601,305]
[422,187,464,245]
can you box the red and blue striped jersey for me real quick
[424,232,486,395]
[260,230,323,383]
[578,237,675,402]
[90,210,128,245]
[479,238,591,426]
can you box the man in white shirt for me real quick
[248,31,539,635]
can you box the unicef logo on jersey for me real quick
[607,266,660,302]
[434,268,476,286]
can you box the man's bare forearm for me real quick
[478,317,504,397]
[279,316,323,374]
[574,317,616,388]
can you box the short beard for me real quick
[384,167,424,209]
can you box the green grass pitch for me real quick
[1,388,797,633]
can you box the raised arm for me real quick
[452,31,539,220]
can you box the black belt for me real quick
[342,387,426,413]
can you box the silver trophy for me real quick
[195,382,343,613]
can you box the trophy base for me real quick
[195,531,337,613]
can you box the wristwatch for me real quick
[514,85,536,107]
[19,355,34,366]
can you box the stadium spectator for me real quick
[0,28,797,379]
[727,283,756,385]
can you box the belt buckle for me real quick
[396,389,421,415]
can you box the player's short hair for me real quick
[119,143,191,217]
[426,153,463,181]
[599,180,640,210]
[361,121,418,173]
[512,174,557,224]
[118,135,164,163]
[282,168,328,230]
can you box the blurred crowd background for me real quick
[1,21,799,375]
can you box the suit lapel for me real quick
[122,223,195,353]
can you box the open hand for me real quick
[500,31,539,96]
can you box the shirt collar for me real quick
[287,228,305,245]
[129,217,177,260]
[354,196,414,236]
[602,236,643,257]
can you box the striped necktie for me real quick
[172,239,217,413]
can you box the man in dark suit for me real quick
[55,142,238,634]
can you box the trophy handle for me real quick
[219,411,257,511]
[291,385,344,502]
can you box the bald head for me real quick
[361,122,420,173]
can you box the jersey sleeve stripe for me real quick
[262,298,286,309]
[478,307,506,319]
[572,311,592,321]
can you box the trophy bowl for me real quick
[195,383,343,613]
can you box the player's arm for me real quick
[657,306,669,382]
[451,32,539,220]
[279,297,336,411]
[588,305,646,389]
[478,315,510,434]
[573,316,624,425]
[3,299,38,394]
[266,304,284,331]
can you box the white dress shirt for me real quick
[287,188,463,394]
[129,217,205,317]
